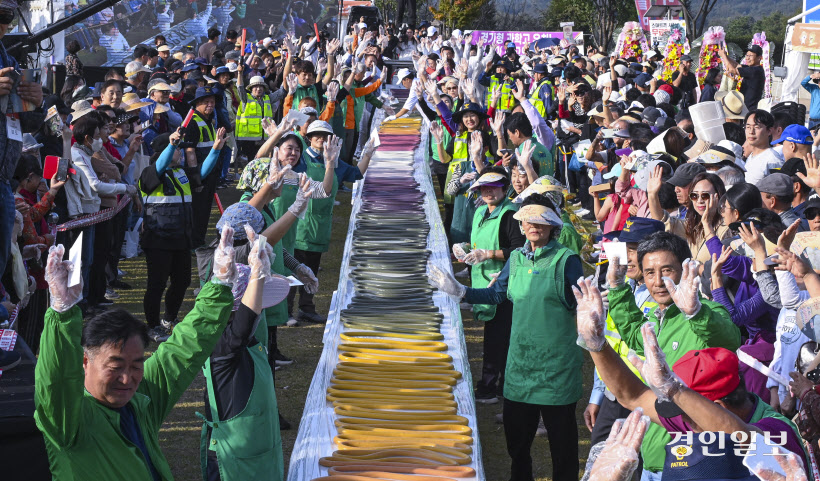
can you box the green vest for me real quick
[505,241,583,405]
[292,84,321,111]
[529,79,552,118]
[236,93,273,141]
[200,341,283,481]
[485,77,514,111]
[193,113,215,164]
[470,198,517,321]
[447,131,491,243]
[294,156,338,253]
[557,211,584,255]
[272,181,299,274]
[240,192,289,326]
[430,118,452,165]
[516,139,555,177]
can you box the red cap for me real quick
[672,348,740,401]
[658,84,674,95]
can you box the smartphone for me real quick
[22,69,40,84]
[499,149,514,157]
[55,157,68,182]
[601,128,615,138]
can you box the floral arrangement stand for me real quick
[696,26,727,87]
[661,28,690,83]
[614,21,650,60]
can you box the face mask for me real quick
[91,137,103,152]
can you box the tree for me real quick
[541,0,634,52]
[680,0,720,40]
[429,0,488,30]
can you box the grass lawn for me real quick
[115,173,595,481]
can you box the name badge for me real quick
[6,114,21,141]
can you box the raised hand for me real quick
[428,264,467,298]
[588,408,650,481]
[771,247,814,279]
[711,245,733,279]
[468,130,483,160]
[262,118,277,137]
[602,85,612,103]
[212,226,238,286]
[247,229,272,281]
[459,171,477,184]
[461,78,474,98]
[799,152,820,190]
[430,121,444,143]
[463,249,492,265]
[517,139,535,170]
[452,242,468,261]
[284,36,296,56]
[490,84,502,106]
[288,173,318,219]
[488,110,506,134]
[572,276,606,351]
[213,127,227,150]
[327,38,340,55]
[424,78,438,97]
[286,73,298,94]
[628,323,684,401]
[44,244,83,312]
[647,164,664,196]
[606,255,628,288]
[778,219,801,251]
[751,449,809,481]
[663,258,702,317]
[738,222,766,258]
[323,135,343,168]
[512,79,527,101]
[267,153,292,189]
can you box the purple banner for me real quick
[470,30,584,56]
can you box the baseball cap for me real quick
[679,54,693,62]
[779,157,808,178]
[603,216,665,242]
[746,45,763,56]
[642,106,663,124]
[756,173,794,197]
[125,61,151,77]
[674,348,741,402]
[667,162,706,187]
[635,72,653,88]
[395,68,414,83]
[771,124,813,146]
[804,198,820,218]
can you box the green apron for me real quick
[200,342,283,481]
[294,157,339,253]
[240,193,288,326]
[470,198,517,321]
[504,241,583,405]
[272,182,299,274]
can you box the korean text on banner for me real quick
[470,31,584,56]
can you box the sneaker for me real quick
[274,351,294,365]
[286,317,299,327]
[339,184,352,193]
[105,288,119,300]
[575,207,590,216]
[298,310,327,323]
[455,267,469,278]
[161,319,177,332]
[148,327,170,343]
[279,412,291,430]
[109,279,132,290]
[475,390,499,404]
[0,349,21,371]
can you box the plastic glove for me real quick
[294,263,319,294]
[44,244,83,312]
[361,138,378,159]
[459,172,477,185]
[212,226,237,286]
[247,234,272,282]
[663,258,702,318]
[751,449,809,481]
[21,243,46,260]
[288,173,317,219]
[125,184,137,195]
[385,115,396,122]
[606,255,628,289]
[601,289,610,312]
[587,408,650,481]
[267,153,292,189]
[324,135,343,168]
[428,264,467,298]
[628,323,684,402]
[452,242,469,261]
[463,248,492,265]
[572,276,606,352]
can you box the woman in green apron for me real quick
[429,193,584,481]
[200,230,291,481]
[290,120,376,323]
[452,168,525,404]
[441,102,496,245]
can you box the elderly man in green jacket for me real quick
[34,227,239,480]
[604,231,741,480]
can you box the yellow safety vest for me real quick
[192,113,215,163]
[485,77,514,111]
[529,79,552,118]
[236,93,273,140]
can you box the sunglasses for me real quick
[689,192,714,201]
[0,10,15,25]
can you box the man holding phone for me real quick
[671,55,697,107]
[0,0,45,370]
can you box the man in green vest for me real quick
[529,63,553,120]
[183,86,220,248]
[504,113,555,177]
[604,231,741,479]
[429,193,584,481]
[452,168,524,404]
[573,279,808,478]
[34,230,236,480]
[478,58,516,112]
[235,69,273,163]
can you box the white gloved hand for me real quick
[246,229,272,281]
[572,276,606,352]
[267,153,292,189]
[663,258,702,318]
[21,243,46,260]
[212,226,238,286]
[588,408,650,481]
[459,172,477,185]
[751,449,809,481]
[361,137,378,159]
[294,263,319,294]
[125,184,138,196]
[288,173,317,219]
[324,135,343,168]
[452,242,469,261]
[428,264,467,298]
[463,248,492,265]
[628,323,685,402]
[606,255,628,289]
[44,244,83,312]
[385,115,396,122]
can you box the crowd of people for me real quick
[2,0,820,477]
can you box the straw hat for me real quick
[248,76,267,89]
[715,90,749,120]
[69,100,95,122]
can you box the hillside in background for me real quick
[706,0,800,24]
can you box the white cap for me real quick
[300,106,318,116]
[125,61,151,77]
[427,26,438,37]
[357,22,367,29]
[248,76,267,89]
[262,37,273,47]
[717,140,744,162]
[306,120,333,135]
[395,68,414,83]
[614,64,628,76]
[451,28,462,38]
